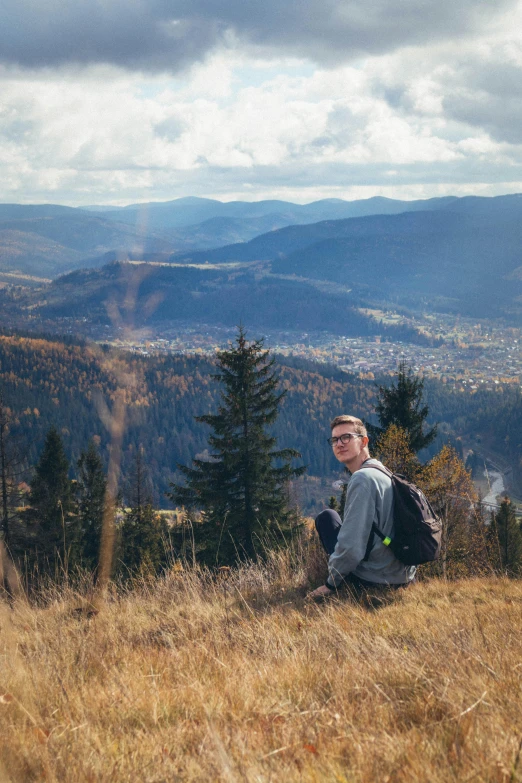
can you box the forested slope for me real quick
[1,262,436,345]
[1,333,520,503]
[0,335,376,502]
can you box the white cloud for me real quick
[1,2,522,204]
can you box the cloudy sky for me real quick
[2,0,522,205]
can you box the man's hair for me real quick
[330,415,368,437]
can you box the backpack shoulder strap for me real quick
[363,522,390,561]
[358,462,393,478]
[359,462,393,561]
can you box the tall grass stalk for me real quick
[1,545,521,782]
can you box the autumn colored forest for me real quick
[1,330,521,504]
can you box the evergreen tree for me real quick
[488,498,522,576]
[118,447,168,577]
[29,426,76,570]
[370,361,437,453]
[465,449,482,478]
[328,495,339,512]
[76,440,107,571]
[125,446,154,516]
[169,327,305,565]
[118,504,168,578]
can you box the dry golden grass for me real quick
[1,552,521,782]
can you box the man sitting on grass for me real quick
[307,415,416,600]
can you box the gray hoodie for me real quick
[327,458,416,587]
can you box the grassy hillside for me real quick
[0,557,521,782]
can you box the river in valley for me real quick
[482,469,505,506]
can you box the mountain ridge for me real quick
[3,193,522,323]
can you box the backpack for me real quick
[360,463,442,566]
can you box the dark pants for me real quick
[314,508,411,593]
[315,508,342,556]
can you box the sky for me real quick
[2,0,522,206]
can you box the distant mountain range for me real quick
[166,194,522,319]
[84,194,459,229]
[0,194,466,280]
[2,193,522,327]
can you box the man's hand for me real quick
[306,584,335,600]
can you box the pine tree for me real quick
[76,440,107,571]
[118,504,168,578]
[125,446,154,517]
[118,448,167,577]
[29,426,76,570]
[370,361,437,453]
[488,498,522,576]
[328,496,339,512]
[169,327,305,565]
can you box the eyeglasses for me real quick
[327,433,364,446]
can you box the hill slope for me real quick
[0,332,378,502]
[0,211,177,278]
[169,195,522,319]
[1,572,520,782]
[4,194,522,319]
[1,331,519,504]
[1,260,438,346]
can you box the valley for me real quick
[3,305,521,389]
[2,193,522,514]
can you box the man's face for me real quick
[330,423,367,468]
